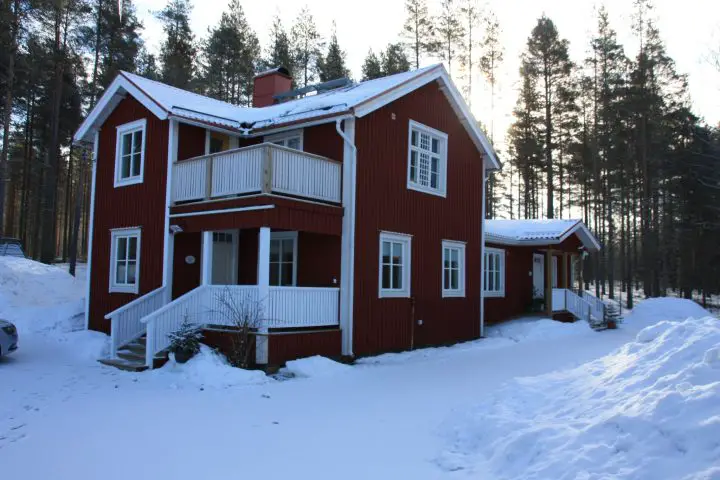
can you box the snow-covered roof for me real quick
[73,65,500,170]
[486,219,601,251]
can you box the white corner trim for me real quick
[114,118,147,188]
[480,173,489,336]
[407,119,448,198]
[108,227,142,294]
[441,239,466,298]
[84,132,100,330]
[378,231,412,299]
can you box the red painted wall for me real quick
[268,330,342,365]
[88,97,168,332]
[178,123,206,160]
[352,81,486,356]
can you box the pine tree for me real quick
[361,49,383,80]
[290,6,322,87]
[457,0,481,105]
[382,43,411,75]
[479,10,503,142]
[264,14,294,79]
[156,0,196,89]
[137,47,159,80]
[317,23,349,82]
[201,0,259,105]
[524,16,573,219]
[402,0,435,69]
[435,0,464,74]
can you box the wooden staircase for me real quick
[99,336,151,372]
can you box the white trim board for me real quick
[169,205,274,218]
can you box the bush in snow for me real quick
[167,317,203,361]
[212,288,262,369]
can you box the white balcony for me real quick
[172,143,342,204]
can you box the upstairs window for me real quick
[379,231,412,298]
[407,120,448,197]
[265,130,303,151]
[442,240,466,297]
[114,119,146,187]
[110,228,141,293]
[484,247,505,298]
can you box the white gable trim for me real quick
[74,73,169,144]
[486,221,601,252]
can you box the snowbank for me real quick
[154,345,270,389]
[437,314,720,479]
[486,317,592,343]
[284,355,350,378]
[628,297,709,326]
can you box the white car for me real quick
[0,320,18,357]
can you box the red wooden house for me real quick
[73,65,600,370]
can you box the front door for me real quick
[532,253,544,298]
[212,230,238,285]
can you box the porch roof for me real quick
[485,219,601,252]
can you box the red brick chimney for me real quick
[253,67,292,107]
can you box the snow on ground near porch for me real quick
[1,257,718,479]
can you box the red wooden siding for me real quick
[172,232,201,299]
[88,97,168,333]
[178,123,206,160]
[297,232,341,287]
[268,330,342,365]
[352,81,485,356]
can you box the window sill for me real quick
[379,290,410,299]
[110,284,139,294]
[114,177,143,188]
[407,182,446,198]
[484,291,505,298]
[442,290,466,298]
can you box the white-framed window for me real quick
[379,231,412,298]
[270,231,297,286]
[442,240,466,297]
[484,247,505,298]
[264,129,303,151]
[114,119,147,187]
[109,227,141,293]
[407,120,448,197]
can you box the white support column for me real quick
[163,119,179,303]
[201,231,213,285]
[337,118,356,357]
[256,226,271,364]
[84,131,99,330]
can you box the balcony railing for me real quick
[172,143,342,204]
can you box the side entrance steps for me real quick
[98,336,167,372]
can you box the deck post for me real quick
[545,249,553,316]
[562,253,569,289]
[256,226,271,365]
[201,231,213,285]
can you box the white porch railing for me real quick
[582,291,607,322]
[550,288,604,324]
[141,284,340,367]
[551,288,566,311]
[105,286,167,358]
[172,143,342,204]
[566,289,592,322]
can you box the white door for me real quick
[211,230,238,285]
[532,253,544,298]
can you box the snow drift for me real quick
[438,314,720,479]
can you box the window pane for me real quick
[128,237,137,260]
[270,265,280,286]
[411,130,418,146]
[281,239,294,263]
[281,263,293,286]
[382,264,391,289]
[451,249,458,266]
[495,270,501,292]
[121,156,131,178]
[117,237,127,261]
[392,242,402,264]
[127,261,137,284]
[382,241,390,264]
[132,153,141,176]
[432,137,439,154]
[410,151,417,182]
[270,240,280,263]
[116,262,126,284]
[287,137,301,150]
[210,137,224,154]
[443,269,450,290]
[122,133,131,156]
[418,152,430,186]
[393,265,402,289]
[133,130,142,153]
[420,132,430,150]
[488,270,495,291]
[451,269,458,290]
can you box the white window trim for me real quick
[484,246,505,298]
[270,231,298,286]
[264,129,304,151]
[407,119,448,198]
[114,119,147,187]
[109,227,141,294]
[442,240,466,298]
[378,231,412,298]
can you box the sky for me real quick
[133,0,720,144]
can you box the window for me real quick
[270,231,297,286]
[407,120,448,197]
[110,228,141,293]
[114,119,146,187]
[484,247,505,298]
[265,130,303,151]
[379,232,412,298]
[442,240,466,297]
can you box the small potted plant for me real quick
[167,318,203,363]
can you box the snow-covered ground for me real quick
[1,257,718,479]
